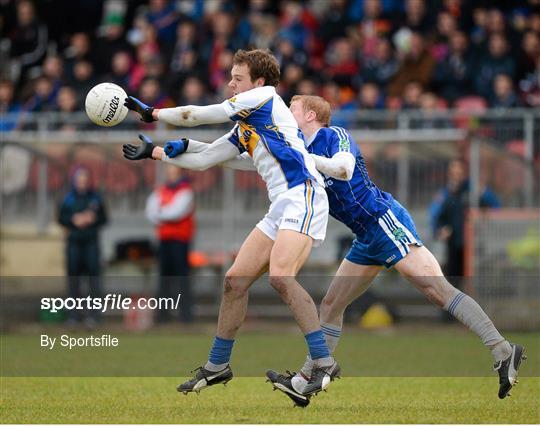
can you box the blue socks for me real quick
[305,329,330,360]
[206,336,234,371]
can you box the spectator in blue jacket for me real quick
[474,33,516,99]
[58,167,108,328]
[0,80,23,132]
[430,159,500,281]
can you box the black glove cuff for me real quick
[143,107,156,123]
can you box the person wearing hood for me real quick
[58,167,108,327]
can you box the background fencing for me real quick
[1,108,539,327]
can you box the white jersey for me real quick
[221,86,324,201]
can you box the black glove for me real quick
[124,96,156,122]
[123,134,155,160]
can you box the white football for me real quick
[85,83,128,127]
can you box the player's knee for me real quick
[320,293,345,320]
[320,294,334,316]
[223,273,249,297]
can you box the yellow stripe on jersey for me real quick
[238,122,260,156]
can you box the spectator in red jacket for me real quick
[146,164,195,323]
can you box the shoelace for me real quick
[190,366,203,374]
[277,370,296,380]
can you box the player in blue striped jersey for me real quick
[265,95,525,406]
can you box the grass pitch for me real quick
[1,328,539,423]
[2,377,539,423]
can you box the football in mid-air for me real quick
[85,82,128,127]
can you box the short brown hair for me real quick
[291,95,332,127]
[233,49,280,87]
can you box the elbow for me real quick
[179,109,199,127]
[334,166,353,181]
[193,161,211,171]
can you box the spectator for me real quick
[23,76,56,113]
[388,31,435,97]
[469,6,489,48]
[134,18,161,62]
[411,92,451,129]
[485,8,509,38]
[178,76,210,106]
[167,20,200,89]
[138,77,174,129]
[70,60,96,98]
[274,37,308,70]
[145,0,181,47]
[140,77,174,107]
[358,82,384,110]
[430,159,500,280]
[0,80,23,132]
[8,0,48,83]
[209,49,234,95]
[93,13,132,75]
[58,167,108,328]
[63,33,93,80]
[3,0,538,113]
[278,1,314,51]
[145,164,195,323]
[317,0,350,43]
[519,55,540,107]
[401,80,424,109]
[324,38,359,87]
[250,14,279,50]
[129,20,163,92]
[236,0,278,46]
[473,33,516,99]
[353,0,394,60]
[361,37,399,88]
[54,86,81,132]
[433,30,474,103]
[42,55,65,96]
[322,80,358,127]
[516,30,539,81]
[490,74,521,108]
[280,62,305,104]
[296,77,319,96]
[398,0,432,35]
[201,11,242,80]
[431,11,458,61]
[107,51,133,89]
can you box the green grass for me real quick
[1,377,539,423]
[1,329,539,423]
[2,329,539,377]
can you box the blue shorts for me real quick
[345,200,423,268]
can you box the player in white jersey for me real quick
[123,49,339,400]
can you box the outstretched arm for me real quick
[123,133,240,171]
[155,104,230,127]
[124,96,230,127]
[310,152,356,181]
[159,134,240,171]
[166,138,255,171]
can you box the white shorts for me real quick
[256,180,328,246]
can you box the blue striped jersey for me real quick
[305,126,394,236]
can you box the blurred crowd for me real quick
[1,0,539,131]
